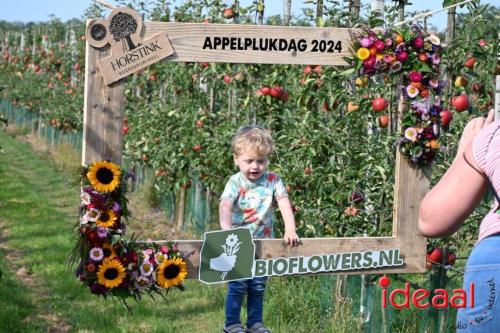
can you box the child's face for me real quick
[234,147,269,181]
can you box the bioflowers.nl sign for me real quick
[199,228,405,284]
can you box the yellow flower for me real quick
[156,257,188,288]
[356,48,370,60]
[86,161,121,193]
[97,258,126,289]
[102,242,117,259]
[96,210,117,228]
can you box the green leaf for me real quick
[340,68,355,76]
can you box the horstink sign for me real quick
[199,229,405,284]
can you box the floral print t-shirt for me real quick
[220,171,288,239]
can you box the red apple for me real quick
[378,114,389,128]
[260,86,271,95]
[270,86,283,98]
[223,8,234,19]
[464,57,476,68]
[427,247,442,263]
[451,95,469,112]
[193,144,202,152]
[304,167,312,175]
[372,97,387,112]
[280,90,289,102]
[223,75,232,84]
[440,109,453,126]
[122,126,129,134]
[195,120,204,128]
[314,65,323,75]
[303,65,312,76]
[447,252,456,266]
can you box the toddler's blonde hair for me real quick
[231,125,274,157]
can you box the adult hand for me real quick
[456,109,495,157]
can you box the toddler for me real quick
[220,125,299,333]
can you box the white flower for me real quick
[80,215,89,225]
[134,276,151,290]
[80,191,91,205]
[404,127,418,142]
[89,247,104,261]
[140,261,154,276]
[226,234,238,247]
[426,35,440,46]
[155,252,166,264]
[85,208,100,222]
[406,85,419,98]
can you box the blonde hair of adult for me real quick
[231,125,275,157]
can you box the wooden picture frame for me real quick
[82,20,428,279]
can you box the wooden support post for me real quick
[82,29,125,166]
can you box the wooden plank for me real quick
[171,237,424,278]
[142,22,355,66]
[392,96,429,274]
[82,34,125,166]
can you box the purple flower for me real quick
[125,171,136,181]
[97,227,108,238]
[431,53,440,65]
[390,61,402,72]
[429,79,439,89]
[90,284,107,295]
[360,37,372,48]
[112,201,121,214]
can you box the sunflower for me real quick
[102,242,117,259]
[156,257,188,288]
[96,210,117,228]
[87,161,121,193]
[96,258,126,289]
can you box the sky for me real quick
[0,0,498,31]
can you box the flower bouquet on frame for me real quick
[348,25,447,166]
[70,160,190,305]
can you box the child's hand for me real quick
[284,231,300,247]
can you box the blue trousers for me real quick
[225,277,267,328]
[456,234,500,332]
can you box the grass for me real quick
[0,129,463,333]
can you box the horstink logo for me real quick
[199,228,255,284]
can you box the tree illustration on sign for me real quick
[109,12,138,53]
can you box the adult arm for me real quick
[418,112,494,237]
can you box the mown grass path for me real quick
[0,131,229,333]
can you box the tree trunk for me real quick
[316,0,323,27]
[284,0,292,25]
[446,7,456,44]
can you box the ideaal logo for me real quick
[379,276,475,309]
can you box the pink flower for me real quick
[360,37,372,48]
[479,39,487,47]
[363,55,376,69]
[409,71,423,83]
[397,51,408,62]
[412,36,424,49]
[404,127,418,142]
[385,38,393,47]
[429,79,439,89]
[374,40,385,52]
[160,246,169,254]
